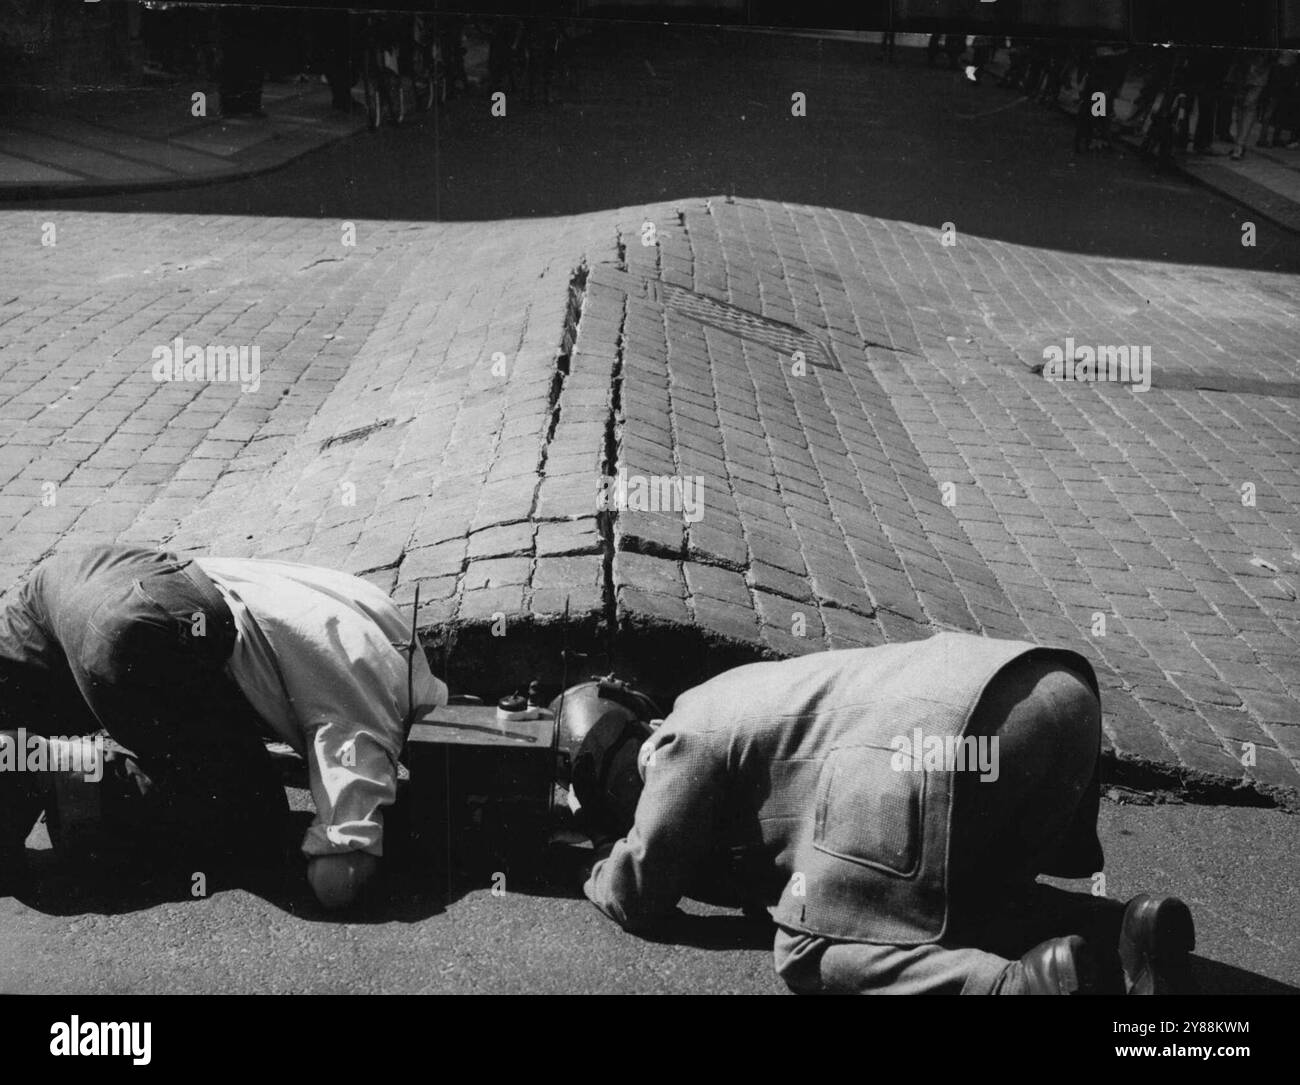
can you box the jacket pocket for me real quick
[812,744,924,877]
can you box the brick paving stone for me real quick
[617,586,691,625]
[744,529,806,575]
[531,579,605,618]
[402,541,468,581]
[822,606,887,650]
[466,521,536,561]
[616,510,684,555]
[533,554,603,592]
[686,522,749,568]
[535,518,602,556]
[683,561,752,608]
[745,560,815,603]
[1249,743,1300,791]
[613,549,685,600]
[459,586,527,622]
[5,145,1298,806]
[691,595,761,643]
[462,557,532,591]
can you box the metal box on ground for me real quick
[391,703,557,875]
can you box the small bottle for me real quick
[496,692,530,724]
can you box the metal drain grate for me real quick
[655,280,841,371]
[592,265,841,371]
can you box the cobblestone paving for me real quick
[4,194,1299,801]
[601,196,1300,801]
[4,35,1298,804]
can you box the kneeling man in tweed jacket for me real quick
[581,633,1195,995]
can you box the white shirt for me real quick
[195,558,448,859]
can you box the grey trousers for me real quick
[773,657,1122,995]
[774,882,1128,994]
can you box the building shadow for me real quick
[30,24,1299,273]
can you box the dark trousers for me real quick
[1187,54,1232,151]
[1192,91,1220,150]
[0,545,287,871]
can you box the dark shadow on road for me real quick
[19,27,1299,274]
[11,850,469,925]
[1189,955,1300,996]
[13,841,312,918]
[10,778,601,922]
[13,824,1295,992]
[635,911,776,952]
[12,807,466,924]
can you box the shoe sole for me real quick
[1121,896,1195,994]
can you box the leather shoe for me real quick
[1119,893,1195,995]
[1016,934,1099,995]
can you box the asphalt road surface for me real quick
[2,794,1296,994]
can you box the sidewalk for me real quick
[0,80,363,200]
[1146,138,1300,236]
[982,49,1300,235]
[1109,72,1300,235]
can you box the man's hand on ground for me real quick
[306,852,380,909]
[576,839,616,888]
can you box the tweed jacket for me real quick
[584,633,1102,945]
